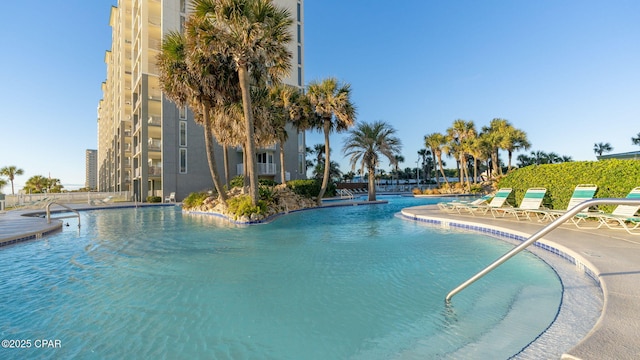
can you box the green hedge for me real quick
[497,159,640,212]
[146,196,162,203]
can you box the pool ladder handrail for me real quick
[445,198,640,303]
[337,188,355,199]
[46,201,81,227]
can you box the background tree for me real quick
[23,175,63,194]
[392,155,404,189]
[194,0,293,206]
[417,148,432,183]
[593,142,613,156]
[424,132,450,187]
[343,121,402,201]
[0,166,24,195]
[504,128,530,171]
[307,78,356,205]
[0,178,7,193]
[632,132,640,148]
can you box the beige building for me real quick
[98,0,306,202]
[85,149,98,190]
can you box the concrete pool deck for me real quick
[1,201,639,359]
[401,204,640,360]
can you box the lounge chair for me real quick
[491,187,547,220]
[89,196,114,205]
[437,194,492,213]
[574,187,640,235]
[165,192,176,203]
[526,184,598,222]
[458,188,513,216]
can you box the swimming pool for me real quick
[0,196,592,359]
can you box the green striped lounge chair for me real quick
[574,187,640,235]
[491,188,547,220]
[526,184,598,222]
[458,188,513,216]
[437,194,492,213]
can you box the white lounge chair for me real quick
[526,184,598,222]
[437,194,491,213]
[165,192,176,203]
[457,188,513,216]
[491,187,547,220]
[574,187,640,235]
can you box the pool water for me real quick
[0,196,564,359]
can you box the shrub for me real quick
[227,195,267,219]
[286,179,321,198]
[498,159,640,212]
[229,175,244,189]
[146,196,162,203]
[182,191,210,208]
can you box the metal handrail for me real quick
[445,198,640,303]
[46,201,81,227]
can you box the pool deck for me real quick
[1,201,639,359]
[401,205,640,360]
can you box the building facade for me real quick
[85,149,98,190]
[98,0,305,202]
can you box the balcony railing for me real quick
[148,115,161,126]
[236,163,277,175]
[148,166,162,176]
[148,138,161,151]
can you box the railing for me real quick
[46,201,81,227]
[337,188,354,199]
[236,163,277,175]
[445,198,640,303]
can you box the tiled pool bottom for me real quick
[400,211,603,359]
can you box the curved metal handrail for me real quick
[445,198,640,303]
[46,201,81,227]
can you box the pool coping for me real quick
[400,204,640,360]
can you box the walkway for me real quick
[402,204,640,360]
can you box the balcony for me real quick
[148,115,161,126]
[148,165,162,176]
[148,138,161,152]
[236,163,277,175]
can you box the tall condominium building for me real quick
[98,0,305,202]
[85,149,98,190]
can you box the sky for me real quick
[1,0,639,192]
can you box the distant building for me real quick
[97,0,306,202]
[597,151,640,161]
[85,149,98,190]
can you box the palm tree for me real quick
[632,132,640,147]
[343,121,401,201]
[482,118,513,177]
[0,166,24,195]
[424,132,450,187]
[157,26,231,205]
[0,178,7,193]
[269,84,310,183]
[307,78,357,205]
[447,119,476,188]
[392,155,404,189]
[593,142,613,157]
[504,128,530,171]
[193,0,293,206]
[417,149,431,183]
[24,175,48,194]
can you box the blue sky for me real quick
[1,0,639,192]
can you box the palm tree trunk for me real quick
[279,142,286,184]
[223,146,230,187]
[432,153,440,187]
[316,119,332,205]
[437,155,450,186]
[237,63,258,206]
[507,150,513,172]
[368,165,376,201]
[202,103,228,205]
[473,158,478,184]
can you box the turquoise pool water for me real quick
[0,196,563,359]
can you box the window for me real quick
[179,121,187,147]
[298,67,302,87]
[180,0,186,13]
[179,106,187,119]
[297,24,301,43]
[179,148,187,173]
[297,3,301,21]
[297,45,301,65]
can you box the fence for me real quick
[3,191,133,209]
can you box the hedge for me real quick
[497,159,640,212]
